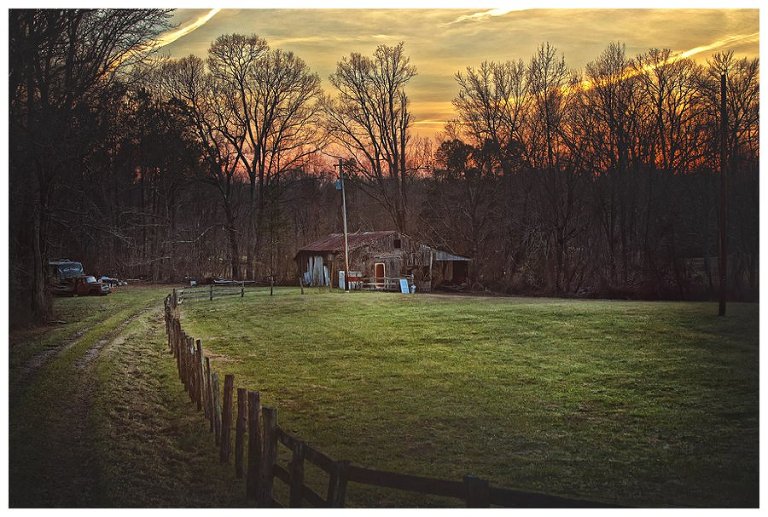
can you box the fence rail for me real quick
[178,282,245,303]
[163,289,620,508]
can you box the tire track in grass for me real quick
[10,307,151,397]
[12,291,246,508]
[9,302,158,507]
[91,307,246,507]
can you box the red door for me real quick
[374,262,385,287]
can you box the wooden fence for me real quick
[178,282,245,303]
[163,290,619,508]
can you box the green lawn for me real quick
[179,289,759,508]
[10,286,246,507]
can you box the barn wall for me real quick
[298,233,468,291]
[298,253,333,286]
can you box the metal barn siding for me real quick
[295,231,471,291]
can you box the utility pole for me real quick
[718,73,728,316]
[337,159,350,292]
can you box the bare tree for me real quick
[580,42,641,288]
[9,8,172,323]
[158,55,245,278]
[527,42,583,293]
[453,60,529,173]
[207,34,323,278]
[324,42,416,233]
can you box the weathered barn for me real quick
[295,230,471,291]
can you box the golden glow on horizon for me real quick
[153,9,758,139]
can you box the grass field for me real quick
[9,286,758,508]
[9,286,246,507]
[178,288,759,508]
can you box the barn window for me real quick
[394,238,402,249]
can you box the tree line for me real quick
[9,9,758,325]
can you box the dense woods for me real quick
[10,9,759,325]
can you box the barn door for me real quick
[374,262,385,287]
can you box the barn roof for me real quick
[297,231,398,253]
[297,231,472,262]
[433,250,472,262]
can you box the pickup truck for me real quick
[49,259,111,296]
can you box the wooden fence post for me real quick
[299,277,304,295]
[174,321,181,359]
[165,297,171,351]
[220,374,235,463]
[235,388,247,478]
[246,391,262,501]
[464,475,490,508]
[289,440,306,507]
[186,336,195,401]
[327,460,350,508]
[210,283,213,301]
[204,357,213,426]
[180,333,188,390]
[258,406,278,507]
[175,329,182,381]
[185,335,192,391]
[168,313,174,354]
[195,339,204,412]
[241,282,245,298]
[212,372,221,446]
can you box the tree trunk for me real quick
[31,171,51,323]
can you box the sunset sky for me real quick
[154,6,759,139]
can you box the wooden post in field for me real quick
[270,276,274,296]
[299,276,304,295]
[718,72,729,317]
[176,332,187,389]
[327,460,350,508]
[195,339,204,411]
[241,281,245,298]
[168,312,175,355]
[204,357,213,426]
[246,391,262,501]
[464,476,490,507]
[186,338,194,401]
[210,283,214,301]
[289,440,306,507]
[174,321,181,359]
[181,335,187,390]
[187,336,195,401]
[258,406,278,507]
[220,374,235,463]
[165,297,172,351]
[212,372,221,445]
[235,388,247,478]
[181,334,189,390]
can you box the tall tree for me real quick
[325,42,416,233]
[158,55,245,279]
[580,42,641,287]
[207,34,323,279]
[9,8,172,324]
[527,42,582,293]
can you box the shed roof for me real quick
[297,231,398,254]
[433,250,472,262]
